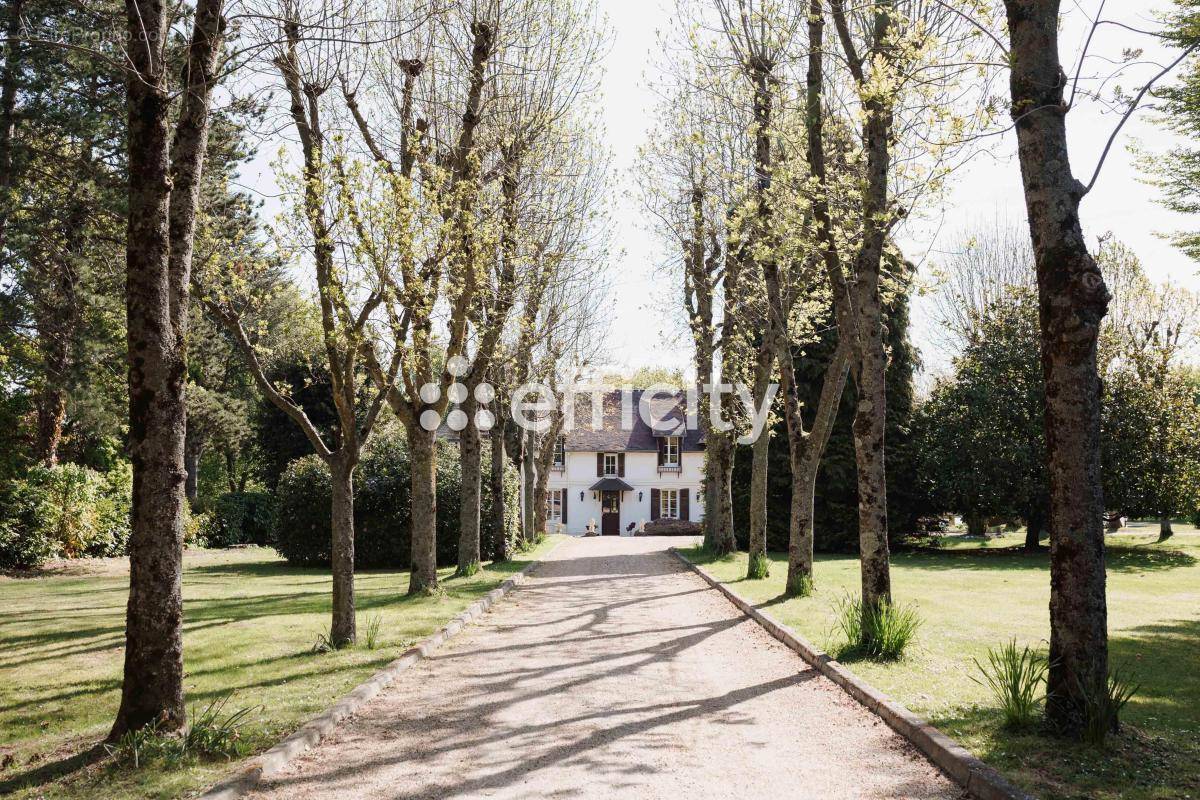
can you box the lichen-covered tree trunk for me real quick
[781,340,850,595]
[708,430,736,555]
[746,340,773,575]
[1004,0,1110,737]
[111,0,223,741]
[408,425,440,594]
[35,386,67,467]
[521,428,537,542]
[184,434,202,505]
[457,395,483,575]
[329,456,357,645]
[853,305,892,609]
[490,415,510,562]
[114,48,186,736]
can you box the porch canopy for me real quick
[589,477,634,492]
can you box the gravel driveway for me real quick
[248,535,963,800]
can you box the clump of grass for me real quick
[832,595,922,661]
[363,613,383,650]
[311,625,351,654]
[105,696,257,769]
[971,639,1047,729]
[1077,663,1139,745]
[455,560,480,578]
[747,551,770,580]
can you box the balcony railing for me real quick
[550,462,565,473]
[657,463,682,475]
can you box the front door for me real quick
[601,491,621,536]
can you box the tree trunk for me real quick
[522,428,537,542]
[710,432,736,555]
[853,319,892,609]
[457,396,483,575]
[1025,507,1047,551]
[782,341,850,595]
[408,425,439,594]
[1158,517,1173,540]
[0,0,23,257]
[1005,0,1111,738]
[111,0,224,741]
[329,456,356,645]
[490,416,510,562]
[184,436,202,505]
[747,342,773,576]
[35,387,67,467]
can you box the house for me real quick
[545,389,705,535]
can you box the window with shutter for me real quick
[617,452,625,477]
[596,452,604,476]
[650,488,660,521]
[680,488,690,521]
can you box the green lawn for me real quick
[681,522,1200,800]
[0,536,562,800]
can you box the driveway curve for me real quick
[248,535,963,800]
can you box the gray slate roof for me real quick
[563,390,705,453]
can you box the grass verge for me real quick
[680,524,1200,800]
[0,535,562,799]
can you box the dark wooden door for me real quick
[601,491,620,536]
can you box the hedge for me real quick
[273,425,521,569]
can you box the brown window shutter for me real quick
[618,453,625,477]
[681,489,690,521]
[597,453,603,477]
[657,438,665,466]
[562,489,568,524]
[650,488,660,521]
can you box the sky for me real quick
[239,1,1200,383]
[589,0,1200,383]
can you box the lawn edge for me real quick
[668,547,1036,800]
[193,539,566,800]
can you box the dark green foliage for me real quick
[273,426,520,569]
[913,289,1049,536]
[204,492,277,548]
[732,258,921,552]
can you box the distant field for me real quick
[683,523,1200,800]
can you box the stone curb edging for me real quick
[195,541,564,800]
[668,548,1035,800]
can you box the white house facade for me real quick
[544,390,705,536]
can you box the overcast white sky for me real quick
[240,1,1200,382]
[591,0,1200,382]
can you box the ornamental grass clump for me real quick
[832,595,922,661]
[971,639,1047,730]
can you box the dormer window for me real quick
[553,436,566,468]
[603,453,618,476]
[663,436,680,466]
[658,435,681,473]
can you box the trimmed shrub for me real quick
[205,492,277,548]
[0,463,132,569]
[273,425,520,569]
